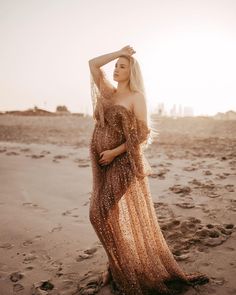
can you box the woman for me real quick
[88,45,209,295]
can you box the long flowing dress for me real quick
[88,71,209,295]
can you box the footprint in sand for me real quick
[23,253,38,264]
[62,208,79,217]
[203,170,212,175]
[78,275,102,295]
[54,155,68,160]
[23,240,33,246]
[20,148,31,152]
[74,158,90,168]
[149,168,169,179]
[154,202,175,221]
[32,280,54,293]
[13,284,24,292]
[43,262,63,277]
[50,225,63,233]
[229,160,236,167]
[153,210,235,260]
[188,178,222,198]
[210,276,226,286]
[0,242,14,249]
[76,247,98,262]
[22,235,42,247]
[56,279,79,294]
[5,151,20,156]
[207,192,221,198]
[150,163,158,168]
[202,207,220,219]
[40,150,51,155]
[52,154,68,163]
[169,184,191,196]
[83,201,89,206]
[26,154,45,159]
[9,271,24,282]
[78,163,90,167]
[224,184,234,192]
[22,202,48,213]
[215,173,228,180]
[183,166,197,172]
[174,201,195,209]
[226,199,236,212]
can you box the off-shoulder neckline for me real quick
[111,103,134,114]
[108,103,149,129]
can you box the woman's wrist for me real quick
[89,50,121,68]
[112,142,127,158]
[111,147,119,158]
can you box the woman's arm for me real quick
[89,50,120,96]
[132,92,148,124]
[89,45,135,69]
[112,142,127,157]
[88,45,135,91]
[89,50,120,93]
[98,142,127,166]
[89,50,121,69]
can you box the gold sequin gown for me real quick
[88,72,209,295]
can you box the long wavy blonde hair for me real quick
[119,55,158,145]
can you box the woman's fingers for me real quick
[99,158,109,165]
[121,45,136,56]
[99,157,106,164]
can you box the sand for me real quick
[0,114,236,295]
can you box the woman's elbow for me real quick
[89,59,98,68]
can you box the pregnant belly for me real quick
[91,125,125,154]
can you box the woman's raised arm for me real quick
[88,46,136,96]
[88,50,120,93]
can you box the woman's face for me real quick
[113,57,131,82]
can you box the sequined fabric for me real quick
[88,71,208,294]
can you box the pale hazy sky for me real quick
[0,0,235,116]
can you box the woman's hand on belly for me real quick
[98,149,117,166]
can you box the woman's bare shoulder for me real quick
[131,92,147,122]
[131,92,146,108]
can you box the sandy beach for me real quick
[0,114,236,295]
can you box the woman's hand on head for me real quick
[98,150,116,166]
[119,45,136,57]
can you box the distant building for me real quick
[214,110,236,120]
[153,102,195,117]
[55,105,71,115]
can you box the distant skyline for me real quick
[0,0,236,116]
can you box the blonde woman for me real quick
[88,46,209,295]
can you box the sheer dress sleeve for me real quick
[90,68,116,127]
[121,111,153,179]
